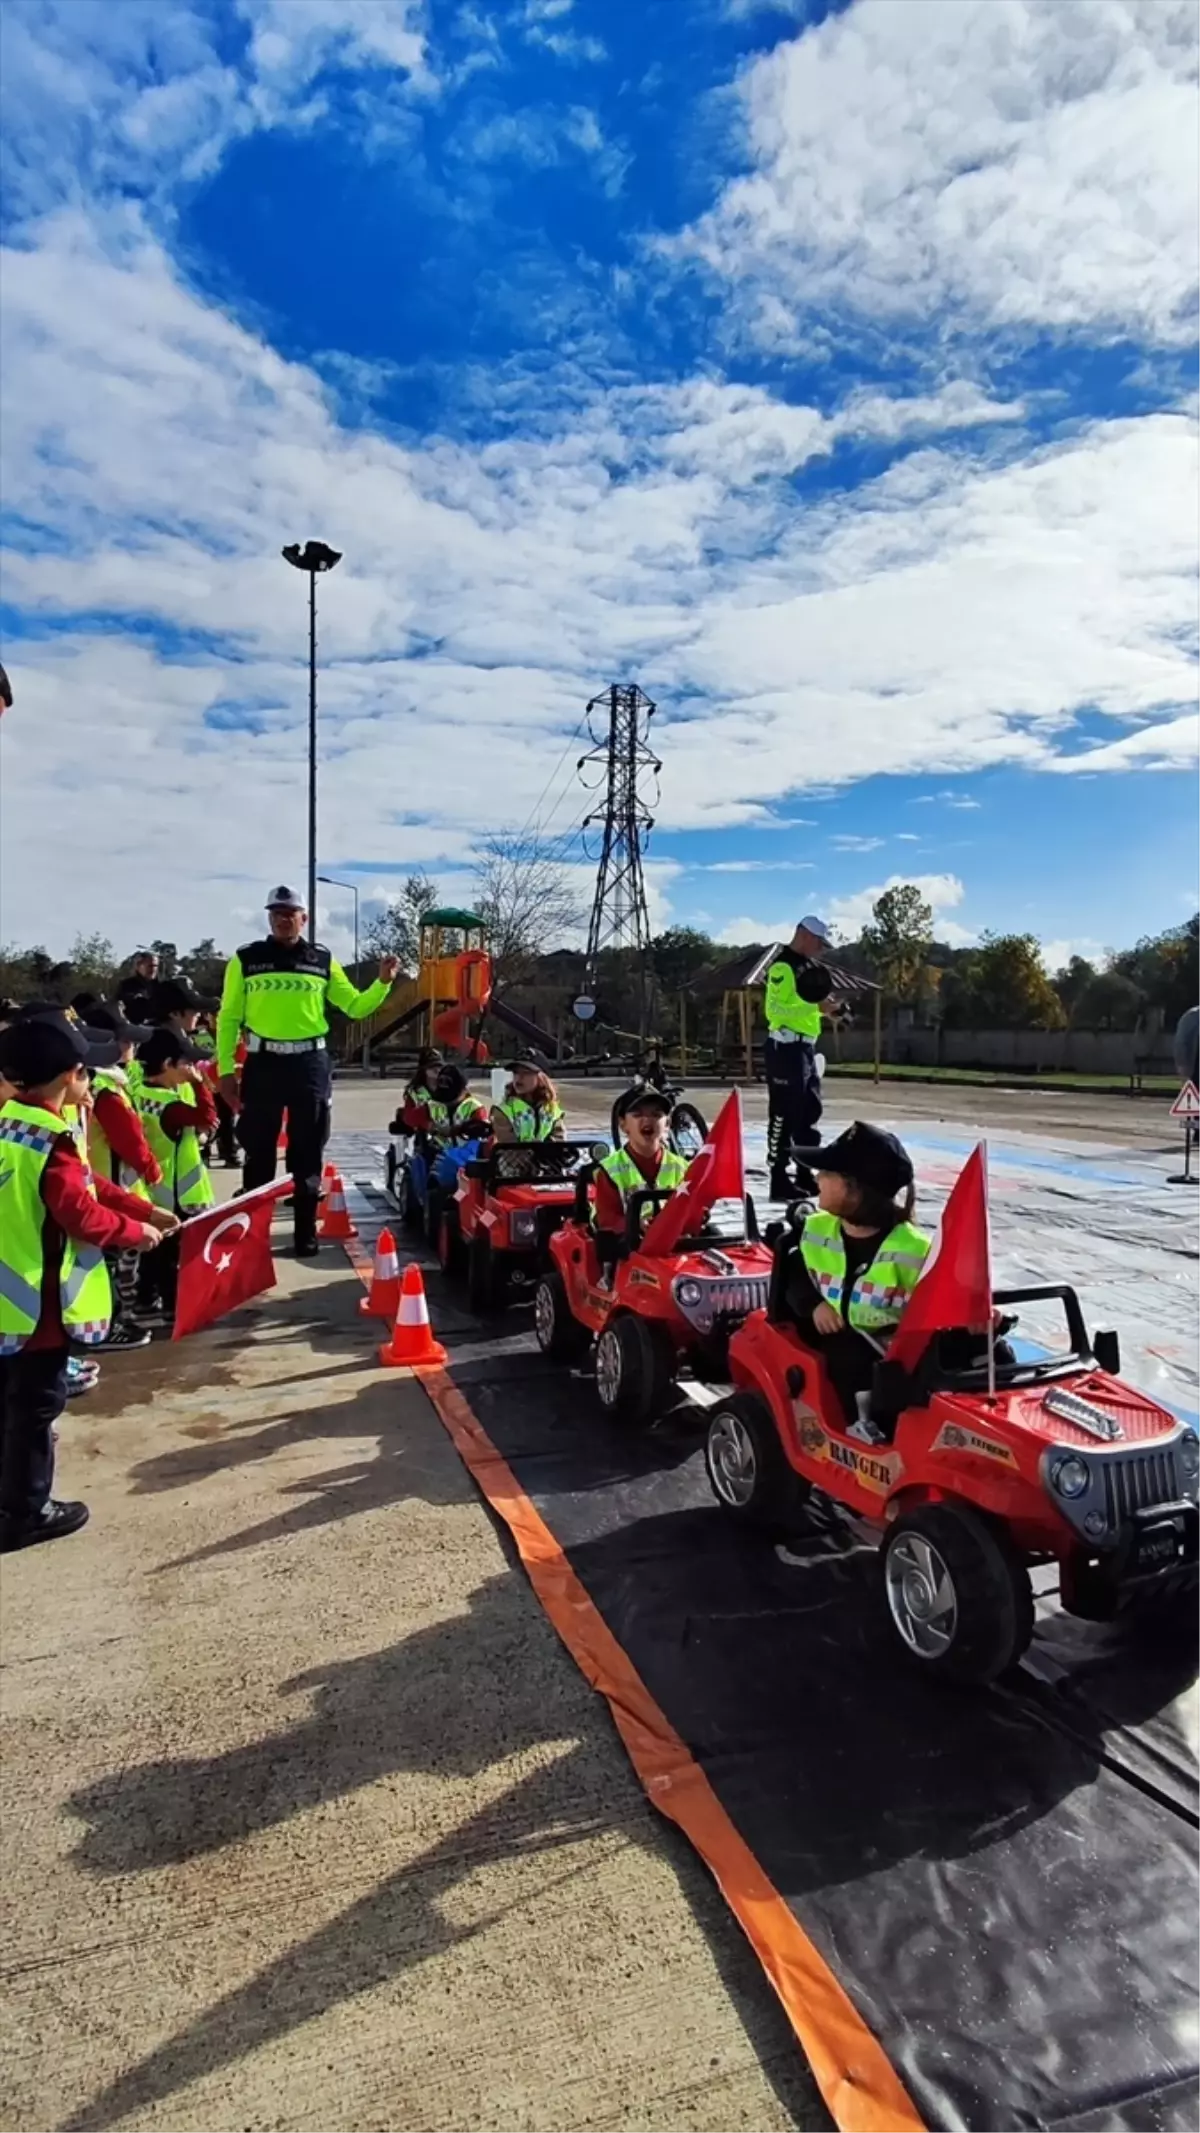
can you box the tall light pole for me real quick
[282,540,342,932]
[317,874,360,973]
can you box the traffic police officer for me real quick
[764,913,834,1202]
[216,886,398,1255]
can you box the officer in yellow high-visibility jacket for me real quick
[764,913,834,1202]
[216,886,399,1255]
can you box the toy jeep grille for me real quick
[1102,1446,1183,1524]
[671,1273,770,1334]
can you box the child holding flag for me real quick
[133,1029,217,1321]
[0,1011,173,1552]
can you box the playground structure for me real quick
[346,909,564,1067]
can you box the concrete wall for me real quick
[832,1027,1176,1074]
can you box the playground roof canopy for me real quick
[423,907,485,929]
[694,945,880,996]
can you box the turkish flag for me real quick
[172,1180,292,1339]
[640,1090,746,1258]
[889,1142,993,1371]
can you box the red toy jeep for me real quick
[704,1211,1199,1682]
[441,1138,605,1313]
[534,1174,774,1426]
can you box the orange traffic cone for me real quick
[379,1263,447,1368]
[318,1170,356,1239]
[358,1227,401,1320]
[277,1111,289,1154]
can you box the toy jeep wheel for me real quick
[594,1313,676,1426]
[438,1207,463,1279]
[394,1163,421,1232]
[385,1143,399,1198]
[534,1272,588,1361]
[705,1393,811,1533]
[468,1232,508,1314]
[881,1503,1034,1684]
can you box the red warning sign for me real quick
[1169,1080,1200,1120]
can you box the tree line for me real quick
[3,863,1195,1036]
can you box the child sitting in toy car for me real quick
[592,1085,688,1272]
[490,1056,565,1144]
[389,1047,442,1138]
[783,1123,930,1440]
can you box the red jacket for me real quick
[29,1139,150,1351]
[91,1087,162,1186]
[593,1145,673,1236]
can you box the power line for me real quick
[578,682,660,1036]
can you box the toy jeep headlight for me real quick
[676,1279,704,1308]
[510,1212,538,1245]
[1179,1432,1199,1481]
[1050,1453,1090,1500]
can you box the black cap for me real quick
[616,1084,672,1119]
[800,1122,913,1199]
[149,976,209,1017]
[137,1028,204,1073]
[84,1001,153,1046]
[507,1052,543,1072]
[266,884,305,911]
[0,1008,120,1085]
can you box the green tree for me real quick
[362,874,440,971]
[651,927,720,993]
[67,932,116,990]
[947,933,1067,1029]
[1072,970,1145,1031]
[1052,954,1098,1020]
[1108,916,1198,1025]
[179,937,227,998]
[859,884,934,1002]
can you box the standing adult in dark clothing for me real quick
[216,886,398,1256]
[116,950,159,1024]
[764,914,834,1201]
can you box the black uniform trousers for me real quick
[765,1033,822,1185]
[0,1346,68,1528]
[239,1049,332,1245]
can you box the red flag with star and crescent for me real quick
[172,1180,293,1339]
[639,1089,746,1257]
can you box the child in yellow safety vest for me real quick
[132,1029,217,1319]
[784,1122,931,1444]
[0,1010,172,1553]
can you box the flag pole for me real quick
[983,1139,996,1396]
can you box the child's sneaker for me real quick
[100,1319,152,1350]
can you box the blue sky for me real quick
[0,0,1196,967]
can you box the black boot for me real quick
[293,1187,320,1258]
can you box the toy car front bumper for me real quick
[1061,1502,1198,1620]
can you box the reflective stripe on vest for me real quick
[0,1101,113,1353]
[594,1144,688,1229]
[498,1096,563,1143]
[426,1097,479,1135]
[799,1209,930,1332]
[135,1086,215,1213]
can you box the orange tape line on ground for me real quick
[340,1231,923,2133]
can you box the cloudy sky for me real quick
[1,0,1196,968]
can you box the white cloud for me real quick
[830,834,885,852]
[911,790,983,809]
[0,202,1196,952]
[1040,937,1107,975]
[1046,712,1199,773]
[895,832,921,841]
[699,859,815,873]
[677,0,1199,349]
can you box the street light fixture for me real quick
[282,539,343,931]
[317,874,360,973]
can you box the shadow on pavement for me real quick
[63,1570,829,2133]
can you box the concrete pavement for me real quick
[1,1184,824,2133]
